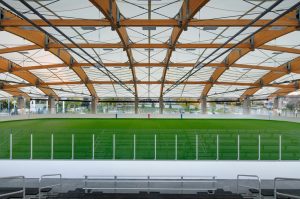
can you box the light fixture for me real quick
[21,26,37,31]
[142,26,157,31]
[186,48,196,51]
[203,26,218,31]
[272,52,282,55]
[19,51,29,54]
[269,26,285,31]
[144,48,154,51]
[103,49,113,51]
[81,27,97,31]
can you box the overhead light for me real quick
[81,27,97,31]
[103,48,113,51]
[269,26,285,31]
[114,67,122,69]
[21,26,37,31]
[186,48,196,51]
[19,51,29,55]
[142,26,157,31]
[272,52,282,55]
[144,48,154,51]
[203,26,218,31]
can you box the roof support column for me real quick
[17,96,25,115]
[159,97,164,114]
[134,97,139,114]
[91,97,98,114]
[48,96,56,114]
[242,95,251,115]
[201,96,207,114]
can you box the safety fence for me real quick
[0,129,300,160]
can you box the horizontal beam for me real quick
[1,19,298,27]
[9,62,287,73]
[1,44,300,54]
[3,80,293,89]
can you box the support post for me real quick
[216,134,219,160]
[30,134,33,160]
[134,97,139,114]
[243,95,251,115]
[10,133,12,160]
[279,135,282,161]
[196,134,198,160]
[92,134,95,160]
[17,96,25,115]
[48,96,56,114]
[258,134,261,160]
[51,134,53,160]
[159,97,164,114]
[154,134,157,160]
[201,96,207,114]
[91,97,98,114]
[71,134,74,160]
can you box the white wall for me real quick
[0,160,299,179]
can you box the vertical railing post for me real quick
[175,134,177,160]
[216,134,219,160]
[279,135,282,161]
[133,134,136,160]
[154,134,157,160]
[51,134,53,160]
[30,134,33,160]
[258,134,261,160]
[71,134,74,160]
[196,134,198,160]
[113,134,115,160]
[92,134,95,160]
[237,134,240,160]
[10,132,12,160]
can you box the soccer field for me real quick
[0,119,299,160]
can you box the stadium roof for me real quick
[0,0,300,100]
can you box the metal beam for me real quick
[90,0,138,97]
[160,0,209,97]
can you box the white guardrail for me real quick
[0,176,25,199]
[83,176,217,193]
[274,177,300,199]
[39,174,62,199]
[237,174,261,199]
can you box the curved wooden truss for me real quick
[1,8,97,98]
[200,10,298,99]
[0,1,299,100]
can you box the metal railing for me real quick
[83,175,217,193]
[274,177,300,199]
[237,174,261,199]
[0,176,25,199]
[39,174,62,199]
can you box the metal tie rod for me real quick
[0,0,135,96]
[163,0,300,95]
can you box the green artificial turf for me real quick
[0,118,299,160]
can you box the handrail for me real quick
[83,175,217,193]
[0,176,25,199]
[274,177,300,199]
[237,174,261,199]
[39,174,62,199]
